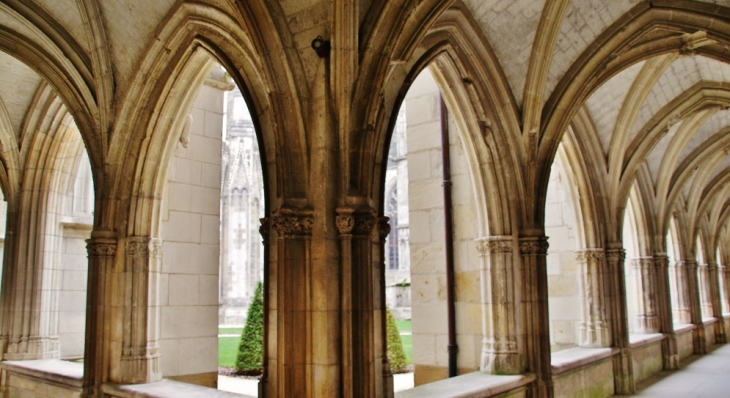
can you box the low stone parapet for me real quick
[551,347,617,398]
[0,359,82,398]
[395,372,534,398]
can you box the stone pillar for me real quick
[653,254,678,369]
[605,247,634,395]
[266,210,315,398]
[683,260,706,354]
[117,237,162,384]
[708,262,727,343]
[698,262,713,318]
[377,217,394,398]
[631,257,659,333]
[722,264,730,314]
[82,232,117,397]
[336,208,377,398]
[519,235,552,398]
[258,217,270,397]
[576,249,611,347]
[669,260,692,324]
[476,236,519,374]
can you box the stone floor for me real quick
[218,372,415,396]
[619,344,730,398]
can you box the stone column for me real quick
[631,257,659,333]
[722,264,730,314]
[653,254,678,369]
[476,236,519,374]
[576,249,611,347]
[683,260,706,354]
[669,260,692,324]
[377,217,394,398]
[605,247,633,395]
[117,237,162,384]
[336,208,377,398]
[258,217,270,397]
[708,262,727,343]
[82,232,117,397]
[698,262,713,318]
[519,235,552,398]
[266,210,314,398]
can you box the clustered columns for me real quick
[576,249,611,347]
[722,262,730,314]
[653,253,679,370]
[376,217,394,398]
[476,236,519,375]
[707,262,727,344]
[698,262,713,318]
[631,257,659,333]
[669,260,693,324]
[682,259,707,354]
[605,247,634,395]
[267,209,314,398]
[83,232,118,397]
[335,207,380,398]
[119,237,163,384]
[518,235,552,398]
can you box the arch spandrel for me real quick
[359,3,523,237]
[109,2,305,237]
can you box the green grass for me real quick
[218,320,413,368]
[396,320,412,364]
[219,336,239,367]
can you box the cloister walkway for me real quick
[618,344,730,398]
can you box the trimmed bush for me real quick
[235,282,264,375]
[386,308,409,373]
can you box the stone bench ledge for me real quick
[629,333,664,349]
[702,317,717,325]
[1,359,83,387]
[673,323,696,334]
[394,372,535,398]
[103,379,255,398]
[550,347,618,376]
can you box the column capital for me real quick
[377,217,391,241]
[605,247,626,263]
[476,236,514,256]
[259,217,270,243]
[271,210,314,238]
[518,236,549,256]
[87,237,117,257]
[335,208,375,237]
[576,248,604,262]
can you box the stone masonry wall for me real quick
[159,83,223,385]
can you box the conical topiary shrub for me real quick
[235,282,264,375]
[386,308,408,373]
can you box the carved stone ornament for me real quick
[605,248,626,263]
[126,237,152,256]
[378,217,391,241]
[259,217,270,242]
[575,248,604,262]
[353,214,375,236]
[518,237,549,255]
[336,215,355,235]
[271,214,314,238]
[476,236,513,255]
[87,240,117,257]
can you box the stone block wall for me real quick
[545,155,581,351]
[58,226,90,360]
[406,69,481,385]
[159,83,223,386]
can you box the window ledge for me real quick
[1,359,82,387]
[629,333,664,349]
[394,372,535,398]
[673,323,695,334]
[550,347,618,376]
[103,379,254,398]
[702,317,717,325]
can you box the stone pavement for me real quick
[218,372,415,396]
[618,344,730,398]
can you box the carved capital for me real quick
[476,236,513,256]
[259,217,270,243]
[87,239,117,257]
[605,248,626,264]
[271,212,313,238]
[336,215,355,235]
[126,237,152,256]
[518,236,549,255]
[378,217,391,241]
[631,256,654,269]
[576,248,604,262]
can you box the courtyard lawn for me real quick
[219,327,243,335]
[396,320,411,333]
[396,320,412,364]
[219,336,239,368]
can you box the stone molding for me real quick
[606,248,626,264]
[335,211,375,237]
[259,217,270,243]
[518,236,549,255]
[377,217,391,241]
[87,239,117,257]
[271,213,313,238]
[476,236,513,255]
[575,248,604,262]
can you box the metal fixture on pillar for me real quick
[311,36,331,58]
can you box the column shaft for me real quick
[477,236,519,374]
[631,257,658,333]
[653,254,678,369]
[708,262,726,343]
[577,249,610,347]
[606,248,633,395]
